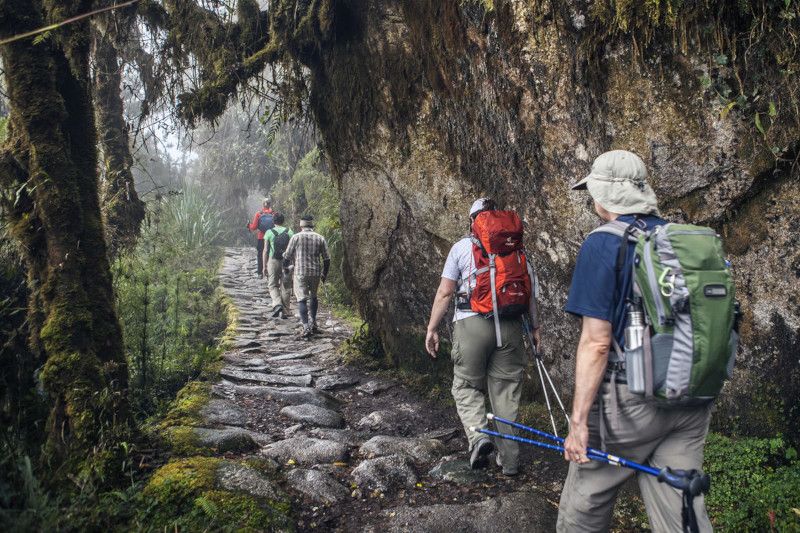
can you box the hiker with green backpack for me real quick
[263,212,294,319]
[558,150,739,532]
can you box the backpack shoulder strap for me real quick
[590,219,647,273]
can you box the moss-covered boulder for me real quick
[140,457,292,532]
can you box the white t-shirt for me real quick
[441,237,478,322]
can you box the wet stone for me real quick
[428,457,490,484]
[200,399,248,427]
[351,455,418,494]
[280,403,344,428]
[285,468,350,505]
[359,436,446,463]
[261,437,349,465]
[273,364,326,376]
[220,367,313,387]
[217,462,278,500]
[357,380,395,395]
[230,385,339,408]
[233,339,261,349]
[315,374,360,391]
[192,427,269,453]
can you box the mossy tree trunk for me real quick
[92,23,145,256]
[0,0,132,482]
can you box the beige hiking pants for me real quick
[557,381,713,532]
[450,315,526,470]
[267,259,291,312]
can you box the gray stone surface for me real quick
[261,437,349,465]
[285,468,350,504]
[233,339,261,349]
[357,380,395,395]
[384,491,557,532]
[220,367,313,387]
[273,364,326,376]
[191,426,270,453]
[359,436,446,463]
[230,384,339,408]
[428,457,490,484]
[280,403,344,428]
[351,455,417,494]
[309,428,364,447]
[216,462,278,499]
[200,399,248,427]
[315,374,360,390]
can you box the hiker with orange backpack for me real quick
[247,197,274,278]
[425,198,541,475]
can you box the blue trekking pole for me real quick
[473,414,711,533]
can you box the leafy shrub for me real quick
[704,433,800,531]
[113,188,228,419]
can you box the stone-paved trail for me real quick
[211,248,559,531]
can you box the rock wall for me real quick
[302,0,799,438]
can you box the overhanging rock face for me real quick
[304,1,800,436]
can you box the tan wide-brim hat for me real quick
[572,150,659,216]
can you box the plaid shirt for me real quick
[283,229,330,277]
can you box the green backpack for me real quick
[594,220,740,404]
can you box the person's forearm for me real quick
[571,339,609,424]
[427,293,452,331]
[322,259,330,279]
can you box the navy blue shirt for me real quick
[565,214,666,350]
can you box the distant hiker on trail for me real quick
[558,150,729,532]
[263,212,294,319]
[247,197,274,278]
[425,198,541,476]
[282,215,330,338]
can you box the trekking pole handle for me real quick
[657,467,711,496]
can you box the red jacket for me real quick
[248,207,274,240]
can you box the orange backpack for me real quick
[469,210,531,346]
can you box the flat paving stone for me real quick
[285,468,350,505]
[273,364,326,376]
[280,403,344,428]
[261,437,349,465]
[217,462,278,499]
[428,457,490,484]
[351,455,418,494]
[200,399,248,427]
[230,385,340,408]
[233,339,262,349]
[357,380,396,395]
[191,426,270,453]
[315,374,360,391]
[359,436,446,463]
[220,367,312,387]
[383,491,557,532]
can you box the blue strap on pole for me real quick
[487,413,660,476]
[478,414,711,533]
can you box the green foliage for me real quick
[704,433,800,531]
[112,188,228,418]
[138,457,293,532]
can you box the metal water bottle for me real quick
[624,299,646,393]
[624,300,645,351]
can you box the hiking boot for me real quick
[270,305,283,318]
[469,438,494,470]
[311,322,320,334]
[300,326,313,339]
[280,311,290,320]
[496,453,519,476]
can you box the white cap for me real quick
[469,198,490,217]
[571,150,659,216]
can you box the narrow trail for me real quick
[210,247,560,531]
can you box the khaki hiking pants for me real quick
[450,315,526,470]
[267,259,291,312]
[557,381,713,532]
